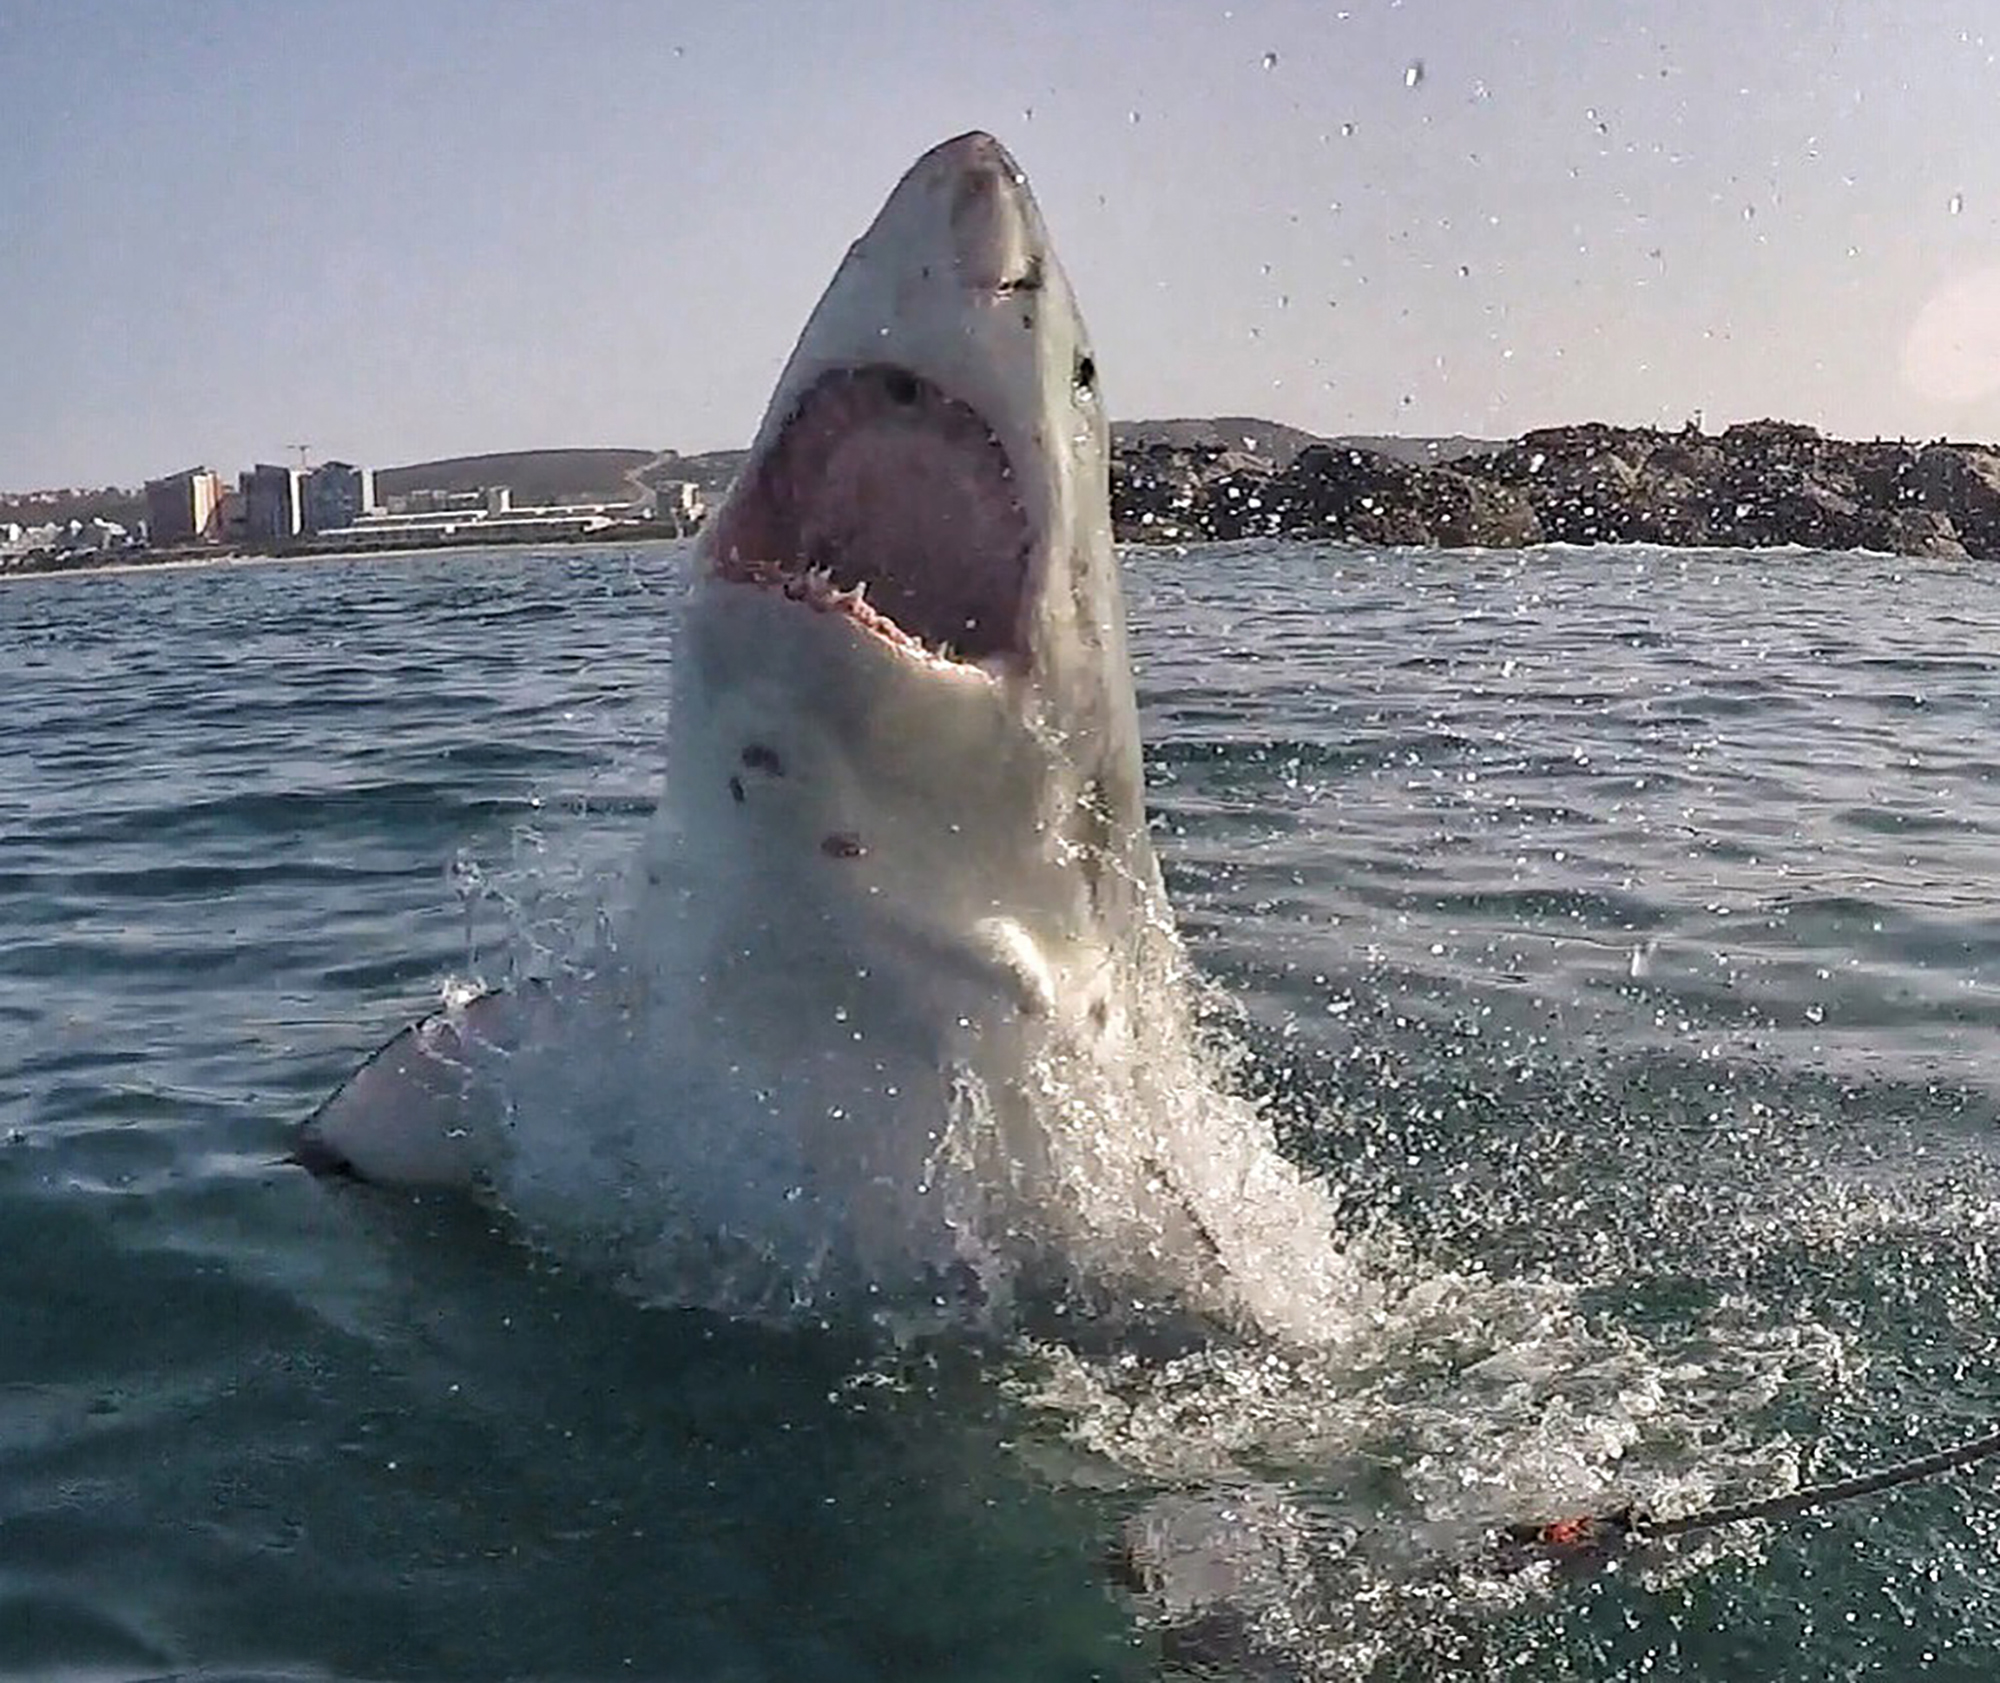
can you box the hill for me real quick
[0,486,145,527]
[374,448,656,505]
[1115,416,1327,465]
[1330,432,1500,466]
[1115,417,1497,468]
[633,448,749,496]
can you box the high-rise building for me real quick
[143,467,224,546]
[214,487,246,544]
[242,464,305,547]
[302,461,376,534]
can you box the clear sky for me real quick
[4,0,1998,490]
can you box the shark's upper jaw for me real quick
[699,130,1082,677]
[705,362,1033,668]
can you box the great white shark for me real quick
[300,132,1340,1332]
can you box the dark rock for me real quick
[1874,508,1968,559]
[1108,417,1992,560]
[1111,442,1271,542]
[1258,446,1541,547]
[1914,445,2000,554]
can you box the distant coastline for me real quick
[8,417,2000,579]
[0,519,695,582]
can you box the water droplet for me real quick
[1340,121,1356,138]
[1261,50,1279,70]
[1127,110,1141,125]
[1457,264,1471,278]
[1022,105,1035,123]
[1404,60,1425,89]
[1950,191,1965,215]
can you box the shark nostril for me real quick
[997,257,1044,296]
[883,369,920,406]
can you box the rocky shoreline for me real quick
[1112,420,2000,559]
[17,420,2000,579]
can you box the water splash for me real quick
[404,541,2000,1676]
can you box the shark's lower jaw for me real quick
[707,364,1034,668]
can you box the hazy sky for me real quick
[4,0,1999,489]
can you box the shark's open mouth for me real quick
[707,365,1033,666]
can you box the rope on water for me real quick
[1498,1421,2000,1563]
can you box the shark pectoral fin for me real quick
[967,916,1058,1018]
[865,915,1058,1021]
[294,985,545,1189]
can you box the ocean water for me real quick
[4,538,2000,1680]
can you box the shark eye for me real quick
[1074,354,1097,399]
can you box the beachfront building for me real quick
[63,518,130,553]
[306,497,641,551]
[302,461,376,534]
[650,480,707,533]
[144,467,224,546]
[214,487,246,544]
[387,486,494,516]
[242,463,305,548]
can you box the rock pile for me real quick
[1112,420,2000,557]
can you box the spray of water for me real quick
[427,804,1864,1677]
[454,810,1363,1342]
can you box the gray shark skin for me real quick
[300,136,1367,1664]
[300,134,1336,1330]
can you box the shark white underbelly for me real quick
[300,133,1356,1340]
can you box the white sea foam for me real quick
[436,795,1894,1677]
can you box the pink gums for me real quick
[707,366,1033,665]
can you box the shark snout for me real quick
[909,131,1042,293]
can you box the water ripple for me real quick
[5,541,2000,1679]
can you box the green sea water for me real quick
[4,540,2000,1680]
